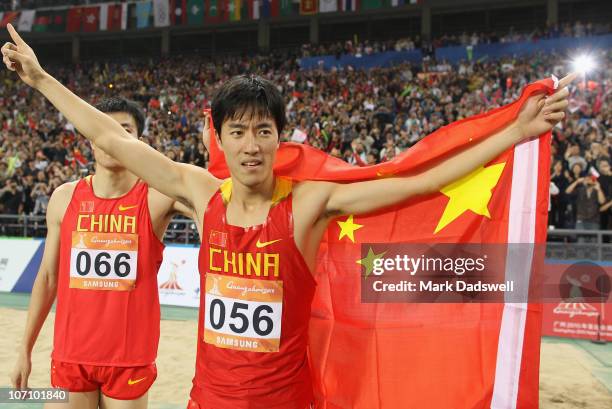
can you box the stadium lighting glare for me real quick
[571,54,596,74]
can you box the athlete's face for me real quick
[92,112,139,170]
[217,112,279,188]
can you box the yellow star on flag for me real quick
[337,214,363,243]
[357,247,387,278]
[434,162,506,234]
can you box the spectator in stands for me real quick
[550,160,571,228]
[566,176,606,230]
[0,179,23,214]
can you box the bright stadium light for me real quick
[571,54,596,74]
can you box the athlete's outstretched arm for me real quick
[323,73,577,217]
[1,24,217,209]
[9,185,70,389]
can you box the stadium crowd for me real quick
[0,28,610,233]
[300,20,612,58]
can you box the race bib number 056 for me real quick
[204,273,283,353]
[69,231,138,291]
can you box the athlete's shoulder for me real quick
[47,180,80,223]
[50,180,79,202]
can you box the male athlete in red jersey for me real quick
[3,24,575,408]
[8,96,190,409]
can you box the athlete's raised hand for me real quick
[10,350,32,390]
[2,23,46,88]
[516,72,578,140]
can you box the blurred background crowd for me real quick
[0,23,610,233]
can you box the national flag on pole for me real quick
[136,1,153,29]
[82,6,100,32]
[261,0,271,17]
[361,0,381,10]
[262,0,281,17]
[66,7,83,32]
[187,0,204,24]
[208,78,556,408]
[49,10,67,32]
[171,0,187,25]
[153,0,171,27]
[99,3,124,31]
[248,0,261,19]
[300,0,317,14]
[100,3,109,30]
[228,0,241,21]
[205,0,221,22]
[33,10,52,32]
[339,0,359,11]
[280,0,298,15]
[0,11,19,28]
[17,10,35,32]
[319,0,337,12]
[221,0,229,21]
[106,3,127,30]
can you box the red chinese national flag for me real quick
[66,7,83,32]
[209,78,556,408]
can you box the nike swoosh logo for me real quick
[119,205,138,211]
[128,377,146,386]
[256,238,282,248]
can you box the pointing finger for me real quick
[7,24,27,47]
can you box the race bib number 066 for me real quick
[204,273,283,353]
[69,231,138,291]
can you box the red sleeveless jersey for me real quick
[191,177,316,409]
[52,177,164,366]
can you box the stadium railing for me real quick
[0,215,200,244]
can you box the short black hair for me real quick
[211,75,286,138]
[95,97,145,137]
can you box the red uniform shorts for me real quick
[51,360,157,400]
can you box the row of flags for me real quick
[0,0,420,33]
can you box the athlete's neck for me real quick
[230,175,275,212]
[91,167,139,199]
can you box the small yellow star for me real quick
[357,247,387,278]
[434,162,506,234]
[337,214,364,243]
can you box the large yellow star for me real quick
[434,163,506,234]
[337,215,364,243]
